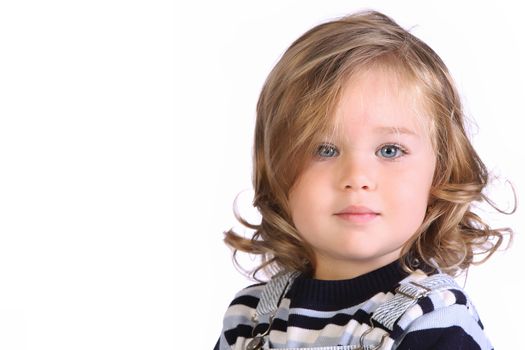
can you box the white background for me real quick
[0,1,523,349]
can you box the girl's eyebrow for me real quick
[373,126,419,137]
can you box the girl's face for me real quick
[288,68,436,280]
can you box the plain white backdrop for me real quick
[0,1,523,349]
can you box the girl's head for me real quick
[225,10,511,278]
[286,66,437,279]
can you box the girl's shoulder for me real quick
[216,281,268,350]
[221,282,266,325]
[392,272,484,328]
[390,274,492,349]
[395,296,492,349]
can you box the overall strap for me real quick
[358,273,461,349]
[246,271,299,350]
[371,273,460,331]
[254,271,299,320]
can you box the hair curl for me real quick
[224,10,516,280]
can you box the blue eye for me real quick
[377,144,407,160]
[316,143,339,158]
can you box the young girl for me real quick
[215,10,514,350]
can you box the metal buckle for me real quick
[246,315,274,350]
[246,336,265,350]
[395,281,431,300]
[359,320,388,350]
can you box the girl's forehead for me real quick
[330,68,433,140]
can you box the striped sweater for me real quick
[215,261,492,349]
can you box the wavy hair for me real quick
[224,10,515,280]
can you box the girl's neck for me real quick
[313,252,401,280]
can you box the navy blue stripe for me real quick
[287,309,371,330]
[253,322,270,335]
[419,296,435,314]
[271,318,287,332]
[451,289,467,305]
[224,324,253,345]
[229,294,259,308]
[390,323,404,340]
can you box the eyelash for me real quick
[315,143,408,161]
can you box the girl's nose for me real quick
[338,154,377,191]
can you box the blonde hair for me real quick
[224,10,515,279]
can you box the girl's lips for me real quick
[336,205,379,215]
[335,212,379,223]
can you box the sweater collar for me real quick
[289,260,409,310]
